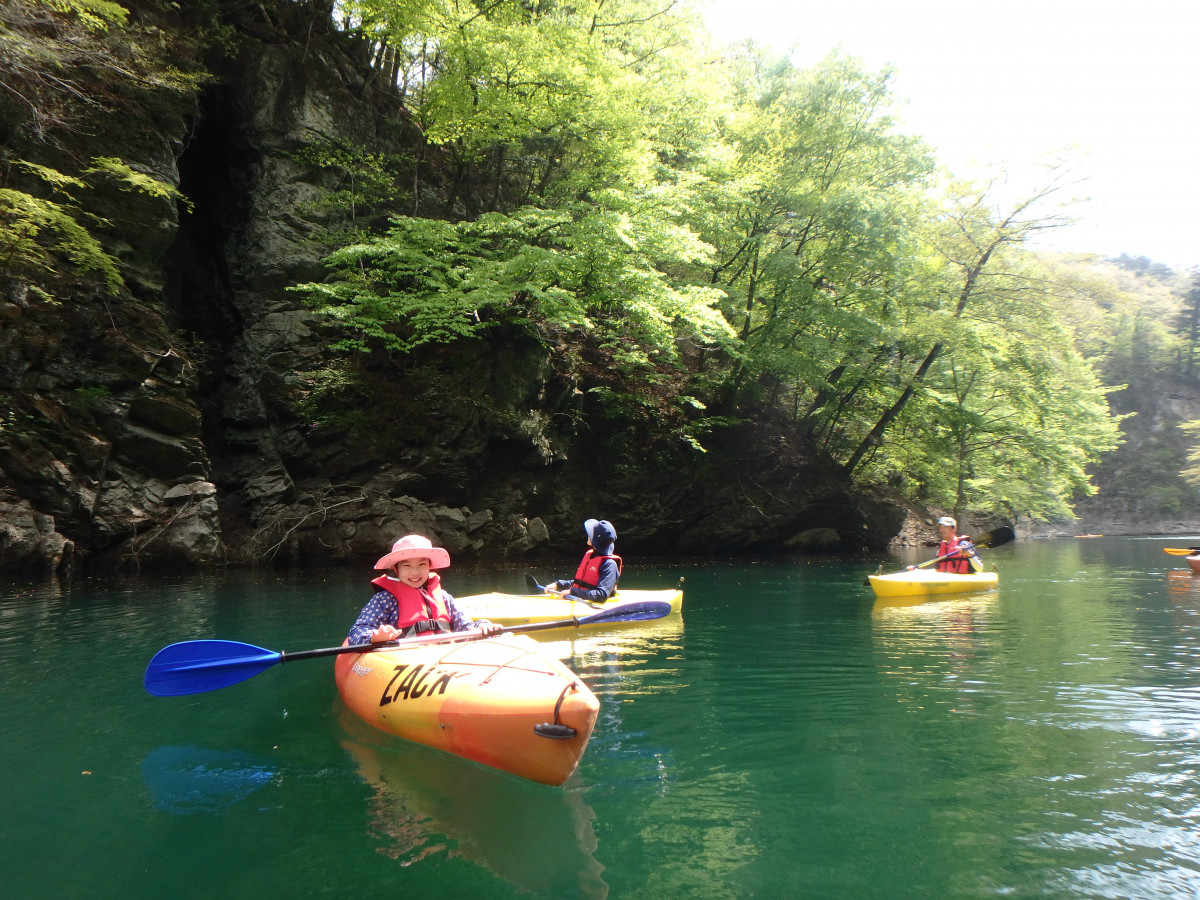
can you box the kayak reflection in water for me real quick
[339,716,609,899]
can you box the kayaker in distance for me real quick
[347,534,500,644]
[908,516,981,573]
[543,519,623,603]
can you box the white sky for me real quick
[700,0,1199,271]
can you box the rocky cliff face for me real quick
[0,9,905,578]
[1029,375,1200,537]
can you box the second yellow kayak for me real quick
[868,569,998,598]
[455,587,684,627]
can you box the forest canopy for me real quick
[287,0,1137,520]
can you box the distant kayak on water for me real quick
[867,568,999,598]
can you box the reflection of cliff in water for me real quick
[339,710,608,899]
[538,615,686,790]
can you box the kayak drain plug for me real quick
[534,723,578,739]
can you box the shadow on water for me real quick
[141,745,278,815]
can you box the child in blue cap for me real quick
[546,519,622,602]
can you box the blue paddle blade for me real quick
[145,640,282,697]
[575,600,673,625]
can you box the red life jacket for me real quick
[370,572,452,634]
[572,550,623,591]
[936,538,972,574]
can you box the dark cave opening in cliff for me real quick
[162,83,254,473]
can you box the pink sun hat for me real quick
[373,534,451,570]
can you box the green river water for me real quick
[5,536,1200,899]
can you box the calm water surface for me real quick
[5,537,1200,898]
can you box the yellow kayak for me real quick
[334,632,599,786]
[868,568,998,598]
[455,587,684,627]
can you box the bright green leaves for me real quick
[85,157,192,210]
[296,195,735,360]
[339,0,680,199]
[889,322,1123,521]
[0,159,125,292]
[0,187,120,292]
[702,52,934,350]
[42,0,128,30]
[1,153,192,295]
[843,199,1126,518]
[302,0,736,365]
[288,138,401,238]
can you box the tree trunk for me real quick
[843,342,942,475]
[843,244,998,476]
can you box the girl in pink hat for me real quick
[347,534,499,644]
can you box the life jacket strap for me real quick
[402,619,452,638]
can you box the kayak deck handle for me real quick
[534,682,582,739]
[534,723,578,740]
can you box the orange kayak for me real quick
[334,633,599,786]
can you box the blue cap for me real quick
[584,518,617,547]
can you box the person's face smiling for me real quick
[396,557,431,588]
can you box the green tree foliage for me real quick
[836,173,1122,515]
[293,1,1126,521]
[1174,273,1200,381]
[893,321,1122,520]
[43,0,127,30]
[336,0,706,213]
[295,196,734,362]
[0,155,191,295]
[289,136,403,239]
[690,52,935,429]
[1180,420,1200,488]
[300,0,734,368]
[0,1,201,295]
[0,159,122,292]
